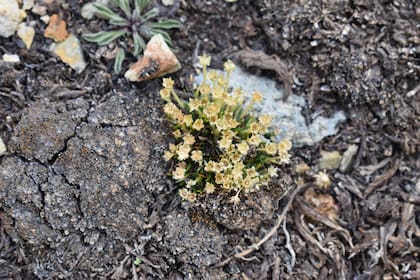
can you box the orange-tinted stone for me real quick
[44,14,69,42]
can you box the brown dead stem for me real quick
[365,157,401,195]
[295,196,354,248]
[235,49,293,100]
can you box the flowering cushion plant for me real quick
[161,54,292,203]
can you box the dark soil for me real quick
[1,0,419,279]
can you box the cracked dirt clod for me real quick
[8,99,89,163]
[0,91,170,275]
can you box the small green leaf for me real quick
[116,0,131,18]
[114,47,125,74]
[134,256,142,266]
[82,30,128,45]
[133,32,145,56]
[134,0,149,13]
[149,19,182,30]
[150,29,172,45]
[132,8,141,21]
[139,24,153,39]
[109,18,129,26]
[142,7,159,21]
[93,3,126,22]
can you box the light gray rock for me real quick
[0,0,20,38]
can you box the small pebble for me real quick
[40,15,50,24]
[162,0,174,5]
[339,144,358,172]
[44,14,69,42]
[2,54,20,63]
[51,33,87,73]
[0,0,20,38]
[22,0,34,10]
[318,150,342,170]
[17,23,35,49]
[31,4,47,16]
[0,137,6,155]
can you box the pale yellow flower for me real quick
[212,86,224,99]
[314,171,331,189]
[160,88,171,101]
[232,168,243,180]
[204,182,215,194]
[215,172,224,184]
[248,134,262,146]
[162,77,174,89]
[189,98,201,111]
[224,59,235,72]
[177,143,191,160]
[204,161,217,172]
[233,161,245,171]
[199,83,211,95]
[163,151,173,161]
[192,119,204,131]
[179,188,197,202]
[203,102,220,118]
[246,167,258,178]
[218,136,232,150]
[207,69,219,81]
[191,150,203,162]
[249,122,260,133]
[209,115,218,125]
[265,143,277,155]
[173,165,186,180]
[237,141,249,155]
[259,114,272,126]
[278,151,291,164]
[186,180,197,188]
[183,133,195,145]
[252,91,263,102]
[163,102,177,115]
[242,177,254,190]
[225,95,236,106]
[173,130,181,138]
[222,130,235,140]
[230,152,242,162]
[198,54,211,67]
[219,158,231,170]
[278,139,292,152]
[169,143,177,153]
[183,114,193,126]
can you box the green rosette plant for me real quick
[83,0,181,73]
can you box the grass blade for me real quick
[134,0,149,13]
[133,31,146,56]
[149,19,181,29]
[142,7,159,21]
[82,30,128,45]
[114,47,125,74]
[93,3,126,22]
[116,0,131,18]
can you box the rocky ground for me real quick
[0,0,419,279]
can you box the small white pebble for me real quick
[40,15,50,24]
[0,136,6,155]
[2,54,20,63]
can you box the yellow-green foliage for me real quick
[161,54,292,203]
